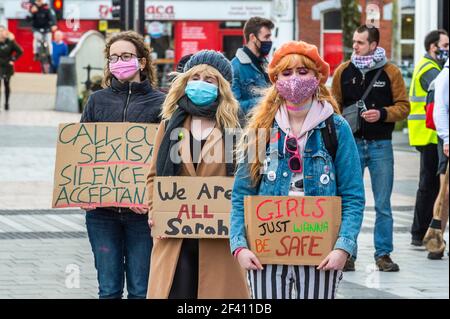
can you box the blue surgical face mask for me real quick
[185,81,218,106]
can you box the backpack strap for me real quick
[321,116,338,161]
[361,67,384,102]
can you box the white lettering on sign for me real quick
[228,5,268,18]
[20,0,31,11]
[143,1,271,21]
[182,26,207,40]
[5,0,271,20]
[146,5,175,20]
[181,42,199,57]
[98,4,112,19]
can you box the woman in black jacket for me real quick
[80,31,165,299]
[0,26,23,111]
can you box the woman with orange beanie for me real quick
[230,41,365,299]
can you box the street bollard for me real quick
[55,56,79,113]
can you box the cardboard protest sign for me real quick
[152,177,234,239]
[245,196,341,265]
[52,123,158,209]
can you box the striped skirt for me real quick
[248,265,343,299]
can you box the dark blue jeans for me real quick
[86,209,153,299]
[356,139,394,259]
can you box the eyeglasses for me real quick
[285,136,302,173]
[108,53,138,63]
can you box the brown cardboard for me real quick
[152,176,234,239]
[245,196,342,265]
[52,123,158,208]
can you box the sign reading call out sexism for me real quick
[52,123,158,209]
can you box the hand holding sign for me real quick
[147,218,168,239]
[152,177,234,239]
[81,205,96,212]
[237,248,264,271]
[130,207,149,214]
[52,123,158,209]
[317,249,349,271]
[245,196,342,266]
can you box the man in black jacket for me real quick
[332,25,410,272]
[29,0,57,61]
[0,26,23,111]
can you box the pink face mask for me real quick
[109,58,140,81]
[276,76,320,105]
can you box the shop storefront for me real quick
[5,0,101,72]
[5,0,295,77]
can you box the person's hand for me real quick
[237,248,263,271]
[148,218,167,239]
[361,110,381,123]
[51,26,58,32]
[9,61,14,66]
[444,144,449,158]
[317,249,349,271]
[30,5,38,13]
[81,205,96,212]
[130,207,148,215]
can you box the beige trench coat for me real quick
[146,116,250,299]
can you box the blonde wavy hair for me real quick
[239,53,340,185]
[161,64,241,129]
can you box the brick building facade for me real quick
[296,0,395,73]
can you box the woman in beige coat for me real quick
[145,50,250,299]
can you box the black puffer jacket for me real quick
[29,4,56,31]
[80,77,165,213]
[81,77,165,123]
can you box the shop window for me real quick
[148,21,174,60]
[18,18,33,28]
[401,44,414,62]
[147,21,175,89]
[222,35,243,60]
[401,14,414,40]
[220,21,243,29]
[400,8,415,67]
[322,9,343,74]
[323,10,341,31]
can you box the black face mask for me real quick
[436,47,449,63]
[256,38,273,57]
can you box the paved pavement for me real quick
[0,73,448,299]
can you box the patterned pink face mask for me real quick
[276,76,320,105]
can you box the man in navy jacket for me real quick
[231,17,274,114]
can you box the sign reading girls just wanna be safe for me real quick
[245,196,342,265]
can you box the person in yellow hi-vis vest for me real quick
[409,30,449,247]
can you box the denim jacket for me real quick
[230,114,365,259]
[231,48,270,114]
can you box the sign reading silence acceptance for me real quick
[245,196,342,265]
[52,123,158,209]
[151,177,234,239]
